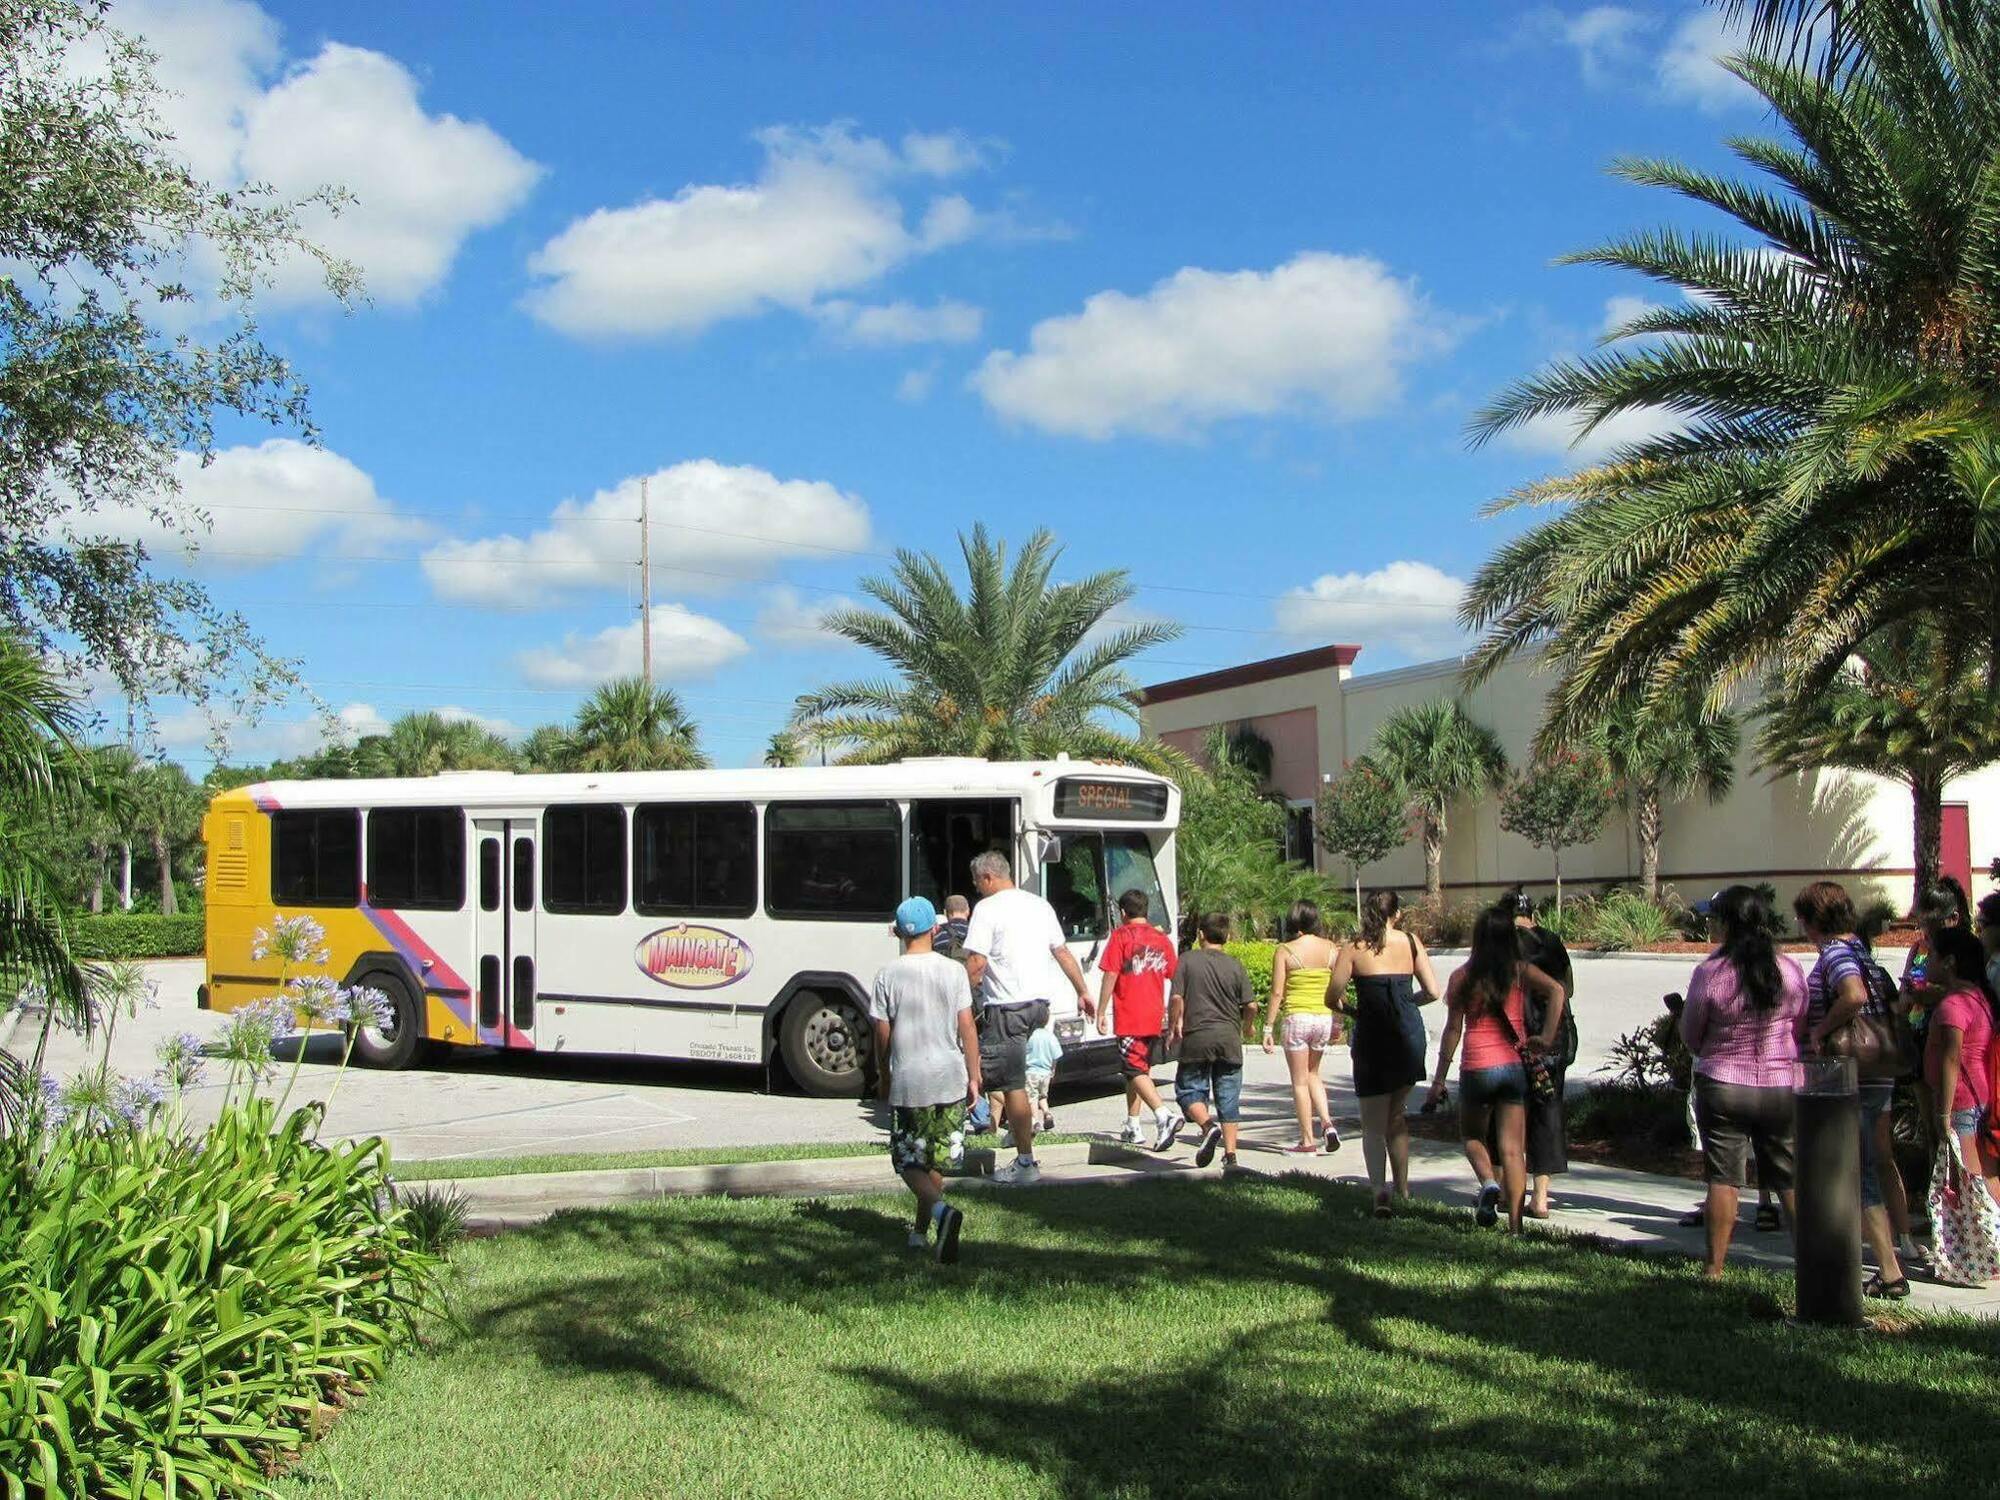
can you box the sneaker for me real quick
[1221,1154,1245,1177]
[1118,1119,1146,1146]
[1153,1112,1185,1152]
[1194,1122,1223,1169]
[992,1158,1041,1186]
[1323,1121,1342,1155]
[933,1204,964,1264]
[1476,1182,1502,1227]
[907,1229,928,1250]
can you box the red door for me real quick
[1941,803,1973,895]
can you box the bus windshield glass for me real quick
[1043,830,1170,941]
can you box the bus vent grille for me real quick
[214,818,249,889]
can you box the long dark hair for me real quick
[1929,925,2000,1026]
[1287,900,1322,939]
[1461,907,1521,1018]
[1359,890,1400,952]
[1712,884,1782,1013]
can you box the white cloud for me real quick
[1499,404,1685,463]
[517,605,750,689]
[972,252,1450,440]
[756,587,857,648]
[1552,5,1650,87]
[900,130,988,178]
[422,459,871,607]
[1601,294,1662,336]
[896,366,938,402]
[814,297,982,346]
[334,702,392,741]
[1657,9,1758,113]
[435,705,518,737]
[59,438,427,569]
[1276,562,1469,662]
[524,124,991,339]
[113,1,541,307]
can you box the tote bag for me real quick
[1927,1144,2000,1288]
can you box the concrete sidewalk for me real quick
[435,1123,2000,1320]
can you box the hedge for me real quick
[68,913,205,959]
[1224,940,1278,1006]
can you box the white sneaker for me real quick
[907,1229,928,1249]
[992,1158,1041,1186]
[1153,1112,1186,1152]
[1118,1119,1145,1145]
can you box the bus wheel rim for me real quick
[803,1002,859,1076]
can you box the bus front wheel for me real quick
[350,973,425,1071]
[778,991,871,1098]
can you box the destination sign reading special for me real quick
[636,924,754,990]
[1051,778,1171,822]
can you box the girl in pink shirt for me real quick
[1922,928,2000,1207]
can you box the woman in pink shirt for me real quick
[1922,927,2000,1207]
[1678,885,1808,1279]
[1436,906,1565,1233]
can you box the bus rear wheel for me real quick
[779,991,871,1098]
[350,973,425,1071]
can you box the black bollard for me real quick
[1793,1055,1863,1326]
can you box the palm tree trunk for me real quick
[155,830,177,916]
[1422,814,1443,906]
[1910,770,1944,910]
[1636,786,1663,903]
[119,842,133,911]
[1554,847,1563,913]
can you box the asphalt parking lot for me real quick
[12,949,1861,1166]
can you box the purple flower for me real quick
[286,974,345,1025]
[156,1031,208,1091]
[254,915,331,967]
[112,1075,166,1126]
[342,985,394,1031]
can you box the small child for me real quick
[1024,1023,1062,1132]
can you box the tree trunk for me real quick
[1423,815,1444,906]
[88,843,105,915]
[1636,786,1663,903]
[119,843,133,911]
[155,830,177,916]
[1353,868,1362,919]
[1553,847,1563,913]
[1911,771,1944,911]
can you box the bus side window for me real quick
[634,802,756,917]
[271,809,360,908]
[543,805,626,915]
[480,838,501,912]
[367,807,466,911]
[512,836,534,912]
[765,801,899,921]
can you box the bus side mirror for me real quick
[1036,833,1062,867]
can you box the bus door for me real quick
[1040,829,1173,1046]
[473,816,538,1049]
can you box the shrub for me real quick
[1583,891,1678,950]
[1604,1012,1693,1090]
[68,913,204,960]
[399,1180,472,1255]
[0,1098,442,1496]
[1568,1081,1691,1151]
[1534,895,1595,944]
[1224,941,1276,1006]
[1401,900,1486,948]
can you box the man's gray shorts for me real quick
[978,1000,1051,1092]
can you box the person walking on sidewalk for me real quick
[869,897,981,1264]
[1262,900,1342,1157]
[1098,887,1183,1150]
[1678,885,1806,1279]
[964,851,1094,1186]
[1506,890,1576,1219]
[1434,906,1566,1233]
[1168,912,1255,1174]
[1332,890,1440,1216]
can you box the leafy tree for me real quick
[1498,750,1617,911]
[1174,729,1338,937]
[1462,5,2000,737]
[763,730,803,768]
[354,713,518,778]
[792,525,1180,768]
[1757,620,2000,901]
[1315,758,1408,913]
[562,677,707,773]
[130,760,204,915]
[517,724,576,773]
[2,0,356,724]
[1590,698,1738,903]
[1370,700,1508,906]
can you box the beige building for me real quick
[1137,643,1997,914]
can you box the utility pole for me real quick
[639,474,653,687]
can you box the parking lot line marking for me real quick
[415,1111,703,1161]
[373,1090,647,1134]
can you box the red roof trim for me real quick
[1136,644,1361,705]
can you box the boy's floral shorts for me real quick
[889,1102,967,1174]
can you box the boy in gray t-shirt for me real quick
[869,896,982,1263]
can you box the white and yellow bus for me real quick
[200,757,1179,1096]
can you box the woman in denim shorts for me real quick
[1435,906,1567,1233]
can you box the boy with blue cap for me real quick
[869,895,982,1263]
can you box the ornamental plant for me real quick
[1498,750,1617,912]
[1316,757,1409,912]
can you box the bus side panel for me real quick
[395,905,478,1049]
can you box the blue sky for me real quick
[96,0,1765,769]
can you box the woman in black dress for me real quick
[1332,890,1443,1216]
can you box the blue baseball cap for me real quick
[894,895,938,938]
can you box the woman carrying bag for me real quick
[1920,928,2000,1286]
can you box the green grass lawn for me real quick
[393,1133,1092,1181]
[280,1177,2000,1500]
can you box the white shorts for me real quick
[1025,1069,1054,1111]
[1282,1013,1335,1053]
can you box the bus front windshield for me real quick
[1043,830,1170,941]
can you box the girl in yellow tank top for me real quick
[1261,901,1342,1154]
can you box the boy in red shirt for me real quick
[1098,888,1183,1150]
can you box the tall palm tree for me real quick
[1757,620,2000,901]
[131,761,205,915]
[1370,700,1508,905]
[355,712,518,778]
[763,729,803,768]
[517,723,576,772]
[1462,6,2000,737]
[1590,698,1740,903]
[564,677,707,773]
[792,525,1181,768]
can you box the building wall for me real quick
[1140,649,1994,913]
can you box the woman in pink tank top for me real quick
[1437,906,1566,1233]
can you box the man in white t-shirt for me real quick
[964,850,1092,1184]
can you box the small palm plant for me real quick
[1370,700,1508,905]
[565,676,708,772]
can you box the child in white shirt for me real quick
[1023,1024,1062,1132]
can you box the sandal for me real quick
[1754,1203,1782,1232]
[1372,1193,1393,1220]
[1863,1273,1911,1301]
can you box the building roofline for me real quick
[1136,643,1361,705]
[1342,653,1473,694]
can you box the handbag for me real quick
[1927,1143,2000,1287]
[1498,991,1557,1104]
[1820,941,1902,1081]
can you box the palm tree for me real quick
[1590,698,1739,904]
[1757,620,2000,901]
[792,525,1181,768]
[517,723,576,772]
[1462,6,2000,737]
[355,713,519,778]
[1370,700,1508,905]
[564,677,707,773]
[131,761,205,915]
[763,729,803,768]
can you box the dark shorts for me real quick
[889,1103,967,1175]
[1693,1075,1796,1190]
[1460,1063,1527,1114]
[1175,1059,1243,1122]
[1118,1034,1159,1079]
[978,1000,1051,1093]
[1858,1081,1893,1208]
